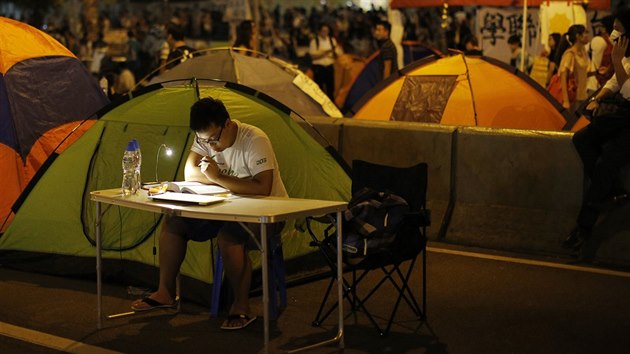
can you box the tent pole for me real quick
[520,0,528,72]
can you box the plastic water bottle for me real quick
[132,139,142,193]
[121,140,140,196]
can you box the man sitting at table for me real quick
[131,97,288,330]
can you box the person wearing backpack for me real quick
[161,23,197,74]
[309,22,343,100]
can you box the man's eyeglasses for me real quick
[195,125,223,145]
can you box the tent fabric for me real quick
[391,75,457,123]
[341,51,381,114]
[390,0,611,10]
[0,17,109,233]
[401,41,443,66]
[351,54,572,131]
[340,44,442,114]
[0,80,351,304]
[146,48,342,118]
[333,54,367,108]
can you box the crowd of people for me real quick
[5,4,476,101]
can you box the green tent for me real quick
[0,80,350,304]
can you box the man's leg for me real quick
[565,128,630,250]
[573,124,602,179]
[218,234,253,328]
[131,216,188,309]
[581,131,630,216]
[564,125,602,250]
[324,64,335,100]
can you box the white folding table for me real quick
[91,188,347,353]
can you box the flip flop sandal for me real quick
[220,314,257,330]
[131,297,177,312]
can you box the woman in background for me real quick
[233,20,258,54]
[555,25,591,110]
[546,32,562,86]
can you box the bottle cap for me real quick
[126,141,135,151]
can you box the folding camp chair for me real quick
[306,160,430,336]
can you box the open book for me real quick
[167,181,229,195]
[148,192,226,206]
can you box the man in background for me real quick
[160,23,197,74]
[374,20,398,81]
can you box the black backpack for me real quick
[342,187,409,260]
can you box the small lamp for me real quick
[155,144,173,182]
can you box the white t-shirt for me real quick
[191,120,288,197]
[603,57,630,100]
[309,35,342,67]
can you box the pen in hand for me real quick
[198,155,216,167]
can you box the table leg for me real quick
[261,223,269,354]
[287,210,345,353]
[336,210,345,348]
[96,201,102,329]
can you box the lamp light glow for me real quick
[156,144,172,182]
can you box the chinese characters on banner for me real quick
[477,7,542,65]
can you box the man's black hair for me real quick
[376,20,392,34]
[594,15,614,34]
[190,97,229,131]
[616,7,630,34]
[167,23,185,41]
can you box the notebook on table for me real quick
[147,192,226,206]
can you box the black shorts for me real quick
[164,215,284,250]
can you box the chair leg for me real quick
[210,248,224,318]
[336,258,424,336]
[267,244,287,320]
[212,237,287,320]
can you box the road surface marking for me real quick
[0,321,122,354]
[428,246,630,278]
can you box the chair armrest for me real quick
[305,214,338,242]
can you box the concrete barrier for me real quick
[298,116,630,267]
[446,127,583,253]
[339,119,455,240]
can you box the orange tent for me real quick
[0,17,108,232]
[351,54,574,131]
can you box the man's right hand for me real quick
[586,100,600,112]
[199,156,220,181]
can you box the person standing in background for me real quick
[161,23,196,74]
[508,35,533,74]
[587,16,615,94]
[545,32,562,86]
[374,20,399,81]
[556,25,591,110]
[233,20,258,54]
[309,22,343,100]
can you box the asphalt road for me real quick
[1,242,630,354]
